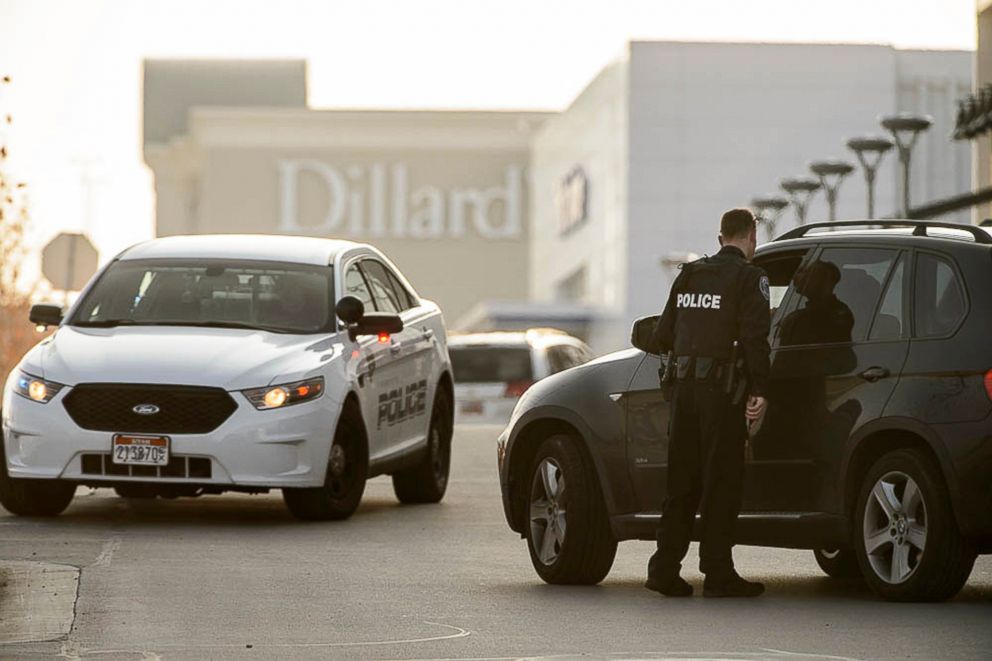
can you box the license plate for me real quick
[461,401,484,415]
[112,435,170,466]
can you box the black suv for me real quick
[498,220,992,602]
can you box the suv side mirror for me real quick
[630,315,660,354]
[29,304,63,328]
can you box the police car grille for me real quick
[80,453,212,479]
[62,384,237,434]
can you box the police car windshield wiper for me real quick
[73,319,295,333]
[73,319,141,328]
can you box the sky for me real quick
[0,0,978,281]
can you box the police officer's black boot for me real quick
[645,573,693,597]
[702,570,764,597]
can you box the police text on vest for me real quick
[677,293,722,309]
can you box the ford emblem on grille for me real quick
[132,404,160,415]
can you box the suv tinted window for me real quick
[914,253,965,338]
[450,347,533,383]
[779,248,896,346]
[386,270,417,310]
[869,254,906,341]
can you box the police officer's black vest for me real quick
[672,254,749,360]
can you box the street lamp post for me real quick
[880,113,933,217]
[809,159,855,221]
[751,195,789,240]
[780,176,821,226]
[846,135,893,220]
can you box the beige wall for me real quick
[149,108,548,324]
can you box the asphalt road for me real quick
[1,424,990,660]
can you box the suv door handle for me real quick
[859,366,890,382]
[390,341,403,355]
[422,328,434,341]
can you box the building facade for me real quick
[144,43,971,353]
[527,41,970,351]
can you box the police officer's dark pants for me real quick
[648,377,746,580]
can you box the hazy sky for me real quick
[0,0,977,277]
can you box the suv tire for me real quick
[283,402,368,521]
[0,438,75,517]
[813,548,861,579]
[525,434,617,585]
[392,388,453,504]
[854,448,976,602]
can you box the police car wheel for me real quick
[812,547,861,579]
[0,436,75,517]
[392,387,452,504]
[853,449,976,602]
[524,434,617,585]
[282,402,368,521]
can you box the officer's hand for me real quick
[746,396,767,422]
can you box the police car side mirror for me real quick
[630,315,661,355]
[29,304,63,329]
[335,296,365,325]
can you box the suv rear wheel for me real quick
[524,434,617,584]
[392,387,452,504]
[854,448,976,601]
[283,402,368,521]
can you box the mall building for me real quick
[144,42,970,353]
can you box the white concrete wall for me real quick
[528,59,629,350]
[615,41,970,353]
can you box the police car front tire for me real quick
[525,434,617,585]
[392,388,452,504]
[0,436,75,517]
[282,401,368,521]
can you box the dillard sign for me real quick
[278,160,524,240]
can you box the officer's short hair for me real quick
[720,208,756,240]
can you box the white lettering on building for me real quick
[677,293,722,309]
[278,161,523,240]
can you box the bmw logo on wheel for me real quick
[132,404,160,415]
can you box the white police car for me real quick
[0,235,454,520]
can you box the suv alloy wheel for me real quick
[524,434,617,584]
[854,449,976,601]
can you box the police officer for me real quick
[645,208,770,598]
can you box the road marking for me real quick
[78,621,470,655]
[91,537,121,568]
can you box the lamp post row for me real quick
[751,113,933,239]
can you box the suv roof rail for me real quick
[775,220,992,245]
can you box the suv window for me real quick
[869,254,906,341]
[914,253,966,338]
[450,346,533,383]
[361,260,403,313]
[778,247,896,346]
[344,264,375,311]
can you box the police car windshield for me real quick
[71,259,334,334]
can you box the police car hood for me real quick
[29,325,337,391]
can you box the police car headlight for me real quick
[12,371,64,404]
[243,377,324,410]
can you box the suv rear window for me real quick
[914,253,965,338]
[450,347,533,383]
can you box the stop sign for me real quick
[42,232,99,292]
